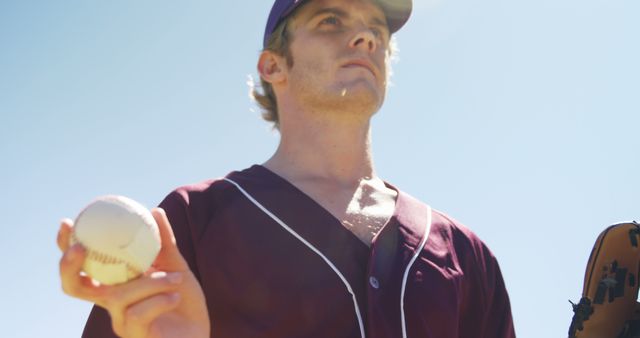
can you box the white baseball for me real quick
[70,195,161,285]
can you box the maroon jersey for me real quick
[82,165,515,338]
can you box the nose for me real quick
[349,28,377,53]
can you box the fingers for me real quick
[59,210,195,337]
[153,208,176,248]
[59,244,101,300]
[103,272,183,337]
[100,272,183,310]
[152,208,189,271]
[60,249,184,337]
[123,292,181,337]
[60,241,183,305]
[57,218,74,252]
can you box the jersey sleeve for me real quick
[479,251,516,338]
[81,189,198,337]
[468,241,516,338]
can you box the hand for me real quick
[58,208,210,338]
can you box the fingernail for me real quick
[150,271,167,279]
[167,272,182,284]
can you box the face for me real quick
[280,0,391,120]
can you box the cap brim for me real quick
[376,0,412,33]
[264,0,413,48]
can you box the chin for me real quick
[337,95,382,118]
[339,85,384,108]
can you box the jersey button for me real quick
[369,276,380,289]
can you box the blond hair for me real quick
[250,20,293,130]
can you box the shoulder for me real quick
[392,187,498,275]
[395,188,498,274]
[161,178,233,208]
[430,209,495,261]
[156,166,258,232]
[429,208,507,297]
[155,166,268,271]
[393,188,494,263]
[160,165,268,210]
[394,190,514,329]
[430,210,514,334]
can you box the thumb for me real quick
[150,207,190,272]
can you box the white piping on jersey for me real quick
[223,178,367,338]
[400,205,432,338]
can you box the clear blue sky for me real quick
[1,0,638,337]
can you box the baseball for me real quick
[70,195,161,285]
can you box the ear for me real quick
[257,50,287,85]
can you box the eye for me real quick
[320,16,341,26]
[371,27,390,42]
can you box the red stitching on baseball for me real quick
[72,233,144,277]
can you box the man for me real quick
[58,0,516,337]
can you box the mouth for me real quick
[342,59,377,78]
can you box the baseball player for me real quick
[57,0,516,337]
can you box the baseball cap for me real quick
[263,0,412,48]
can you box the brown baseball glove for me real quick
[569,221,640,338]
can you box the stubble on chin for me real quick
[294,77,384,119]
[336,83,384,115]
[285,52,385,119]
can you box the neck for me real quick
[263,107,376,187]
